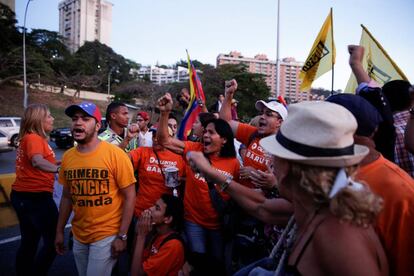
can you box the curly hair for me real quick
[287,163,382,227]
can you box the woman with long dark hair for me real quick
[156,93,240,270]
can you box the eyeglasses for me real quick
[258,110,282,119]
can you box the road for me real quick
[0,143,78,276]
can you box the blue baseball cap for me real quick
[326,94,383,137]
[65,102,102,122]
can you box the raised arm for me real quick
[348,45,370,85]
[157,93,186,155]
[219,79,240,135]
[187,151,292,225]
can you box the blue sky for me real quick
[15,0,414,91]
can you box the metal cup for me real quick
[164,167,179,188]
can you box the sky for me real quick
[15,0,414,91]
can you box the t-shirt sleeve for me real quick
[129,148,143,169]
[183,141,203,156]
[25,134,46,160]
[143,240,185,276]
[235,123,258,145]
[114,148,137,189]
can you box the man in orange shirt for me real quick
[131,194,185,276]
[327,93,414,276]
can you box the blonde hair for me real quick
[19,104,49,140]
[288,163,382,227]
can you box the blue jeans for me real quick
[233,257,275,276]
[184,220,224,260]
[11,190,58,276]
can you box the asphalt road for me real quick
[0,143,78,276]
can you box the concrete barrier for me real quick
[0,173,17,228]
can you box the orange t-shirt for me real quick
[58,141,136,243]
[235,123,272,188]
[356,155,414,276]
[142,232,185,276]
[13,133,56,193]
[183,141,240,229]
[130,147,185,217]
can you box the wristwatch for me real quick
[117,233,127,241]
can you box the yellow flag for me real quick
[299,9,335,92]
[345,25,408,93]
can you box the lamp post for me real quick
[23,0,33,109]
[107,68,112,101]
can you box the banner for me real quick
[299,9,335,92]
[344,25,408,93]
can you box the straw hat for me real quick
[260,101,369,167]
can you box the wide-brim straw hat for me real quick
[260,101,369,167]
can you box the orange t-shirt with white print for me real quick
[183,141,240,229]
[142,232,185,276]
[13,133,56,193]
[130,147,185,217]
[58,141,136,244]
[236,123,272,188]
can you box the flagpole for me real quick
[275,0,281,98]
[330,8,334,96]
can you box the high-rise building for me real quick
[217,51,309,102]
[58,0,113,53]
[0,0,15,12]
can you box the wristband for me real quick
[219,175,233,192]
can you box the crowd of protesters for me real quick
[10,45,414,276]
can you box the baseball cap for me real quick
[255,100,288,120]
[137,111,149,121]
[326,94,383,137]
[65,102,102,122]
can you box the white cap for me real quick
[255,100,288,120]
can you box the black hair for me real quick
[199,112,216,128]
[168,113,178,121]
[161,194,184,231]
[205,118,236,158]
[105,102,126,122]
[382,80,412,112]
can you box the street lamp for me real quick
[107,68,113,101]
[23,0,33,109]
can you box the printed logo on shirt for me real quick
[146,157,178,174]
[245,142,271,165]
[64,168,112,207]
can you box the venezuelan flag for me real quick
[177,51,206,140]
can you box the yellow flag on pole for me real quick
[344,25,408,93]
[299,9,335,92]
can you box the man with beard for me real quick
[99,102,137,152]
[55,102,136,276]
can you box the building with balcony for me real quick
[134,66,190,85]
[217,51,309,102]
[58,0,113,53]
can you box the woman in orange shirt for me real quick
[156,93,240,270]
[10,104,60,276]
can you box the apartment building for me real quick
[0,0,14,12]
[58,0,113,53]
[217,51,309,102]
[134,66,190,85]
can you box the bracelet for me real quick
[56,166,61,173]
[219,175,233,192]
